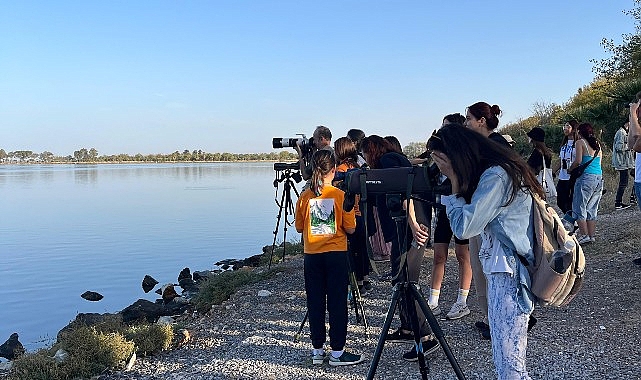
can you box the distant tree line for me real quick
[0,148,298,164]
[499,0,641,155]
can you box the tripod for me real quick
[366,196,466,380]
[268,166,301,269]
[293,250,369,342]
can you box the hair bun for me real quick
[490,105,502,117]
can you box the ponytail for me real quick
[310,150,336,196]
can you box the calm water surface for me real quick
[0,163,302,351]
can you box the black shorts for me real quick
[433,208,469,245]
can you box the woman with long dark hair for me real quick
[333,137,370,294]
[361,135,439,361]
[555,120,578,213]
[429,125,543,380]
[569,123,603,244]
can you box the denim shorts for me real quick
[572,173,603,221]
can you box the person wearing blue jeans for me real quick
[568,123,603,245]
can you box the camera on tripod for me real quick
[272,134,315,158]
[338,165,449,213]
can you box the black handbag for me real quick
[568,147,599,189]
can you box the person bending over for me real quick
[430,125,542,380]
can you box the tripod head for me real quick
[273,162,303,187]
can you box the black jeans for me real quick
[616,169,630,204]
[304,251,349,351]
[556,179,573,214]
[348,215,369,281]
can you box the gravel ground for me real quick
[96,207,641,380]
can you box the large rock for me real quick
[177,267,198,292]
[81,291,103,301]
[120,298,190,323]
[120,299,165,323]
[141,275,159,293]
[0,333,25,360]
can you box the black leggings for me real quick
[304,251,349,351]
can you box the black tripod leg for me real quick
[404,284,430,380]
[409,283,467,380]
[268,185,288,269]
[366,283,402,380]
[293,310,308,342]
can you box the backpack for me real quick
[527,194,586,307]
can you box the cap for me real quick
[526,127,545,142]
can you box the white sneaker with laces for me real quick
[428,304,442,316]
[446,302,470,320]
[576,234,592,245]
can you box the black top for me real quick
[527,149,552,174]
[488,132,511,147]
[367,152,413,244]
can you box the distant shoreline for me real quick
[0,160,298,165]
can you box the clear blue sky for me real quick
[0,0,635,155]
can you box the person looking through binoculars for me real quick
[429,124,544,380]
[360,135,439,361]
[294,149,364,367]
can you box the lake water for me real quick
[0,162,303,352]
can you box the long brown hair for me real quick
[361,135,393,168]
[334,137,359,168]
[310,149,336,196]
[428,124,544,203]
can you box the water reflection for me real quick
[0,162,298,351]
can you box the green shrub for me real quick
[124,323,173,356]
[8,351,66,380]
[61,326,134,373]
[192,267,278,313]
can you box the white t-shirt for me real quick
[636,153,641,183]
[558,140,575,181]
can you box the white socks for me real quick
[428,288,440,306]
[430,288,470,305]
[456,289,470,305]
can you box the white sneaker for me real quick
[429,304,442,316]
[576,234,592,245]
[446,302,470,320]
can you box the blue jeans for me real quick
[572,174,602,221]
[635,182,641,212]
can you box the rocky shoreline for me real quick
[3,209,641,379]
[94,208,641,380]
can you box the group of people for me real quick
[291,96,641,379]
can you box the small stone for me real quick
[258,290,272,297]
[125,351,136,371]
[157,316,175,325]
[52,349,69,363]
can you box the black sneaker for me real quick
[633,257,641,266]
[402,338,440,362]
[328,350,364,366]
[615,203,631,210]
[385,328,414,343]
[363,280,373,291]
[474,321,491,340]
